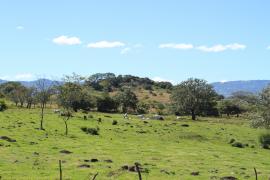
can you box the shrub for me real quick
[81,127,100,135]
[137,102,150,114]
[112,120,118,125]
[0,101,7,112]
[259,133,270,149]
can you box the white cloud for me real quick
[159,43,193,50]
[220,80,228,83]
[152,77,175,85]
[0,73,35,81]
[197,43,246,52]
[87,41,125,48]
[14,73,35,81]
[53,36,82,45]
[16,26,24,30]
[120,47,131,54]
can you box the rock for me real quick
[151,115,164,120]
[181,124,189,127]
[220,177,238,180]
[33,152,39,156]
[0,136,16,142]
[90,158,99,162]
[104,159,113,163]
[78,164,90,168]
[191,171,200,176]
[59,150,72,154]
[137,115,145,119]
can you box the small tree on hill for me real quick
[171,78,218,120]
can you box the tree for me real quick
[115,88,138,113]
[35,79,54,130]
[96,94,118,112]
[0,82,25,106]
[251,86,270,129]
[218,99,248,117]
[171,78,218,120]
[57,74,94,135]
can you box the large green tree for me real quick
[171,78,218,120]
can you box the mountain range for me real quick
[0,79,270,97]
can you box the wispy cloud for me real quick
[53,36,82,45]
[87,41,125,48]
[159,43,193,50]
[196,43,246,52]
[120,47,131,55]
[267,46,270,50]
[16,26,24,30]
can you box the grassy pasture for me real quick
[0,108,270,179]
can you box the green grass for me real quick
[0,108,270,179]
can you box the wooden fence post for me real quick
[135,162,142,180]
[59,160,62,180]
[254,167,258,180]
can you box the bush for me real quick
[0,101,7,112]
[112,120,118,125]
[259,133,270,149]
[137,102,150,114]
[81,127,100,135]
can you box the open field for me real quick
[0,108,270,179]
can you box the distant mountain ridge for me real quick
[1,79,270,97]
[212,80,270,97]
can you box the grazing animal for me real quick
[53,109,61,113]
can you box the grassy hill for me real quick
[1,107,270,179]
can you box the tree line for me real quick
[1,73,270,133]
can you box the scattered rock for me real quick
[181,124,189,127]
[33,152,39,156]
[78,164,90,168]
[91,158,99,162]
[229,138,236,144]
[220,176,238,180]
[151,115,164,120]
[191,171,200,176]
[29,142,38,145]
[59,150,72,154]
[160,169,175,175]
[0,136,16,142]
[231,142,244,148]
[104,159,113,163]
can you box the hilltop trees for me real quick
[171,78,218,120]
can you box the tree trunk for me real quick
[64,119,68,136]
[191,110,196,120]
[40,104,45,130]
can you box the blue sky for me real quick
[1,0,270,83]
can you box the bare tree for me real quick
[35,78,54,130]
